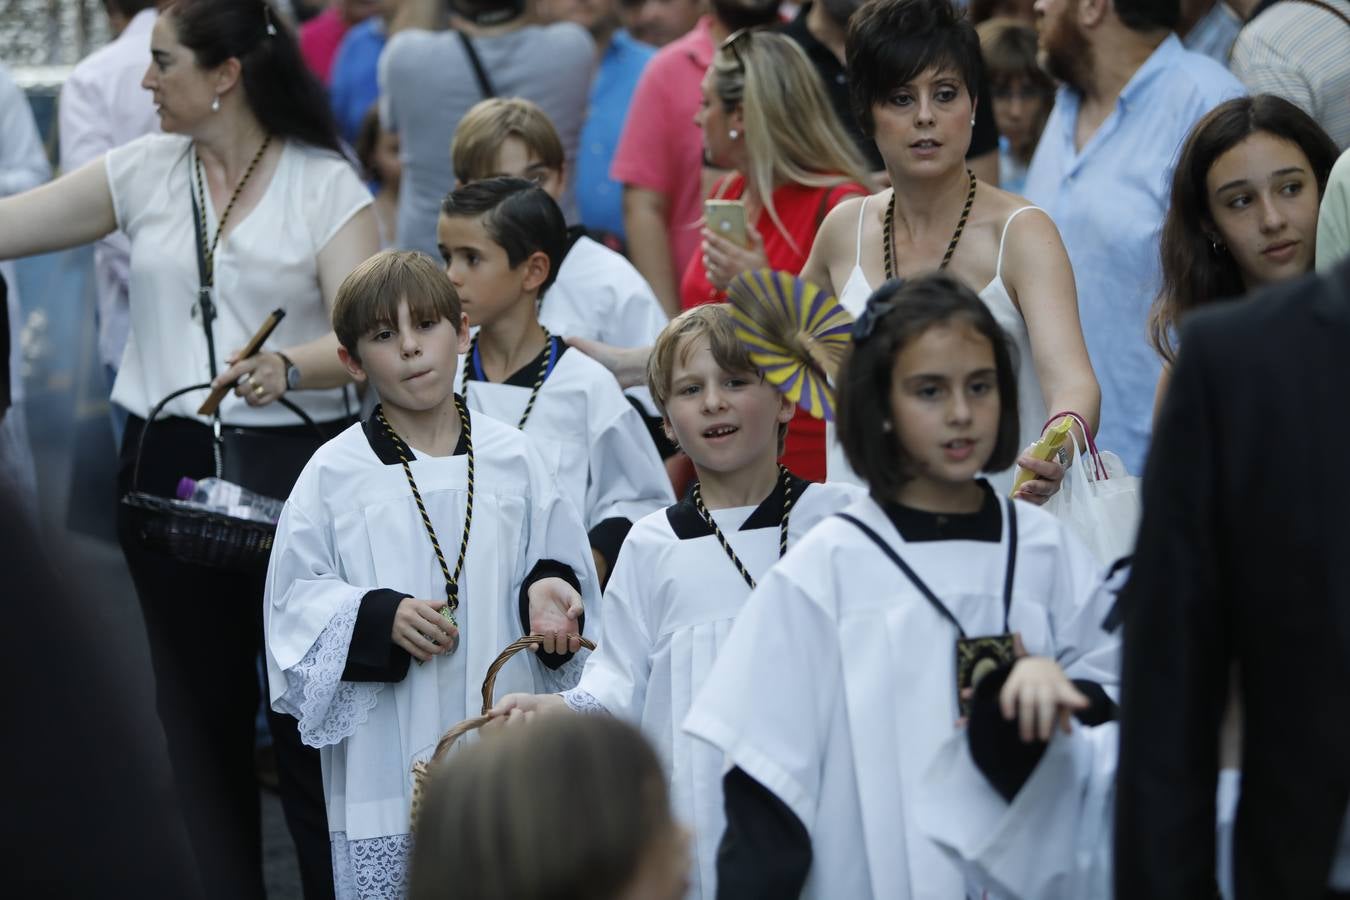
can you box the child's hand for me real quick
[392,598,458,662]
[482,692,568,735]
[527,576,584,655]
[1000,656,1089,742]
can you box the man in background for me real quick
[59,0,161,450]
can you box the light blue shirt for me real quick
[1024,34,1244,473]
[576,30,655,240]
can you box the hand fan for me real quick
[726,269,854,421]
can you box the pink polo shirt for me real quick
[609,16,714,278]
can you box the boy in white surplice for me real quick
[263,251,599,899]
[490,304,862,899]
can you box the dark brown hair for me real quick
[846,0,982,137]
[164,0,343,155]
[836,273,1020,498]
[332,250,463,361]
[1151,94,1339,362]
[408,715,676,900]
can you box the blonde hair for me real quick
[331,250,462,360]
[711,31,871,248]
[647,304,788,452]
[452,98,565,185]
[408,715,675,900]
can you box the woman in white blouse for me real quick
[0,2,376,897]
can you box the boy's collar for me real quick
[665,470,811,540]
[464,334,566,386]
[361,403,469,465]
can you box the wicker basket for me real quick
[408,633,597,828]
[119,383,323,574]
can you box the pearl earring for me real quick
[881,420,893,433]
[211,95,220,113]
[970,116,976,126]
[728,129,739,140]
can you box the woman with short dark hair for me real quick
[0,2,378,896]
[801,0,1099,502]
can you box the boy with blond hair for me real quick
[264,250,599,897]
[490,304,862,900]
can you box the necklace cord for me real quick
[884,168,977,281]
[463,327,553,430]
[192,136,273,288]
[692,466,797,591]
[377,396,475,614]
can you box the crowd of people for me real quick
[2,0,1349,897]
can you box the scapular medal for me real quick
[956,634,1017,717]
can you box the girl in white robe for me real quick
[682,274,1120,899]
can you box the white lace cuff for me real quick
[561,688,608,715]
[331,831,413,900]
[537,646,589,693]
[274,594,383,748]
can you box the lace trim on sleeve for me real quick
[274,594,383,748]
[331,831,413,900]
[561,687,609,715]
[537,646,589,693]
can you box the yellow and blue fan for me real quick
[726,269,855,421]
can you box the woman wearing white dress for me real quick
[800,0,1098,499]
[0,2,378,896]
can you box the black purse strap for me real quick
[837,499,1018,637]
[457,31,497,98]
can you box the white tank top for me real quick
[829,195,1048,496]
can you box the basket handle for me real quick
[129,384,327,494]
[425,633,597,763]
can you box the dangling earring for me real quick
[728,129,739,140]
[1208,234,1226,254]
[211,95,220,113]
[881,420,894,433]
[970,116,976,126]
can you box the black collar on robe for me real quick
[361,402,469,464]
[877,479,1001,543]
[666,471,812,540]
[462,336,568,387]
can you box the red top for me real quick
[299,7,349,85]
[680,174,868,482]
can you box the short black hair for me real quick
[439,177,567,295]
[105,0,156,17]
[1113,0,1178,32]
[846,0,983,136]
[835,273,1020,500]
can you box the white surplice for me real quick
[683,493,1117,900]
[572,479,863,900]
[455,343,674,531]
[540,234,669,416]
[918,721,1240,900]
[263,410,599,899]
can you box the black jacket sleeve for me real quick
[341,588,414,683]
[717,767,812,899]
[1115,321,1229,899]
[518,558,584,670]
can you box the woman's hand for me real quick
[213,349,288,406]
[701,226,768,291]
[527,576,584,656]
[565,336,653,389]
[1000,656,1089,742]
[392,598,458,662]
[1012,449,1066,505]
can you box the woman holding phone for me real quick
[0,2,377,896]
[686,29,870,480]
[799,0,1098,500]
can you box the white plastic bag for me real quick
[1044,417,1141,566]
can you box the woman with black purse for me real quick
[0,2,377,897]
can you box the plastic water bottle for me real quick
[176,477,286,524]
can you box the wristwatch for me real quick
[277,351,301,392]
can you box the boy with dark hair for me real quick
[438,178,674,585]
[265,249,599,896]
